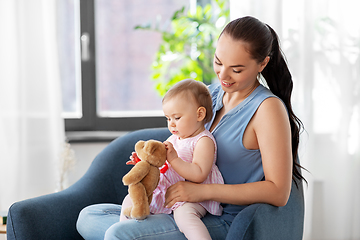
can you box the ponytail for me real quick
[262,25,306,185]
[221,16,307,186]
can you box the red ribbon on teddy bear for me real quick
[127,152,168,174]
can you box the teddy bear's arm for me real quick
[142,166,160,196]
[122,161,151,185]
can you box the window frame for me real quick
[64,0,167,132]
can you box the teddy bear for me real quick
[122,139,167,220]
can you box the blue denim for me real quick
[76,204,230,240]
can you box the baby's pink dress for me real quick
[149,129,224,216]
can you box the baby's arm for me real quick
[164,137,215,183]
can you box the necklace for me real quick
[222,81,260,111]
[243,81,260,99]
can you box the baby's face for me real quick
[162,94,204,139]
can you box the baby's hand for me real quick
[126,152,140,165]
[163,141,178,163]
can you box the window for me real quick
[58,0,191,132]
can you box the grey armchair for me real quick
[7,127,304,240]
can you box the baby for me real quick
[121,79,223,240]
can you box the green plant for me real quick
[135,0,229,96]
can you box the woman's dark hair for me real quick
[220,16,306,185]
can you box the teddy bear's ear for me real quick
[144,140,158,155]
[135,140,145,149]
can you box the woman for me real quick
[76,16,305,240]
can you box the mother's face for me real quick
[213,34,269,93]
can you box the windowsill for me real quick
[65,131,129,143]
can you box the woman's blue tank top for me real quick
[205,83,277,223]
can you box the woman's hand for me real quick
[164,181,207,208]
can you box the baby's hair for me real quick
[162,79,213,123]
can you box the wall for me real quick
[65,141,110,189]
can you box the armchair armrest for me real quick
[7,187,93,240]
[226,179,304,240]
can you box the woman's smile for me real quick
[220,80,235,87]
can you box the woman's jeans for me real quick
[76,203,230,240]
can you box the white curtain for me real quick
[0,0,65,210]
[230,0,360,239]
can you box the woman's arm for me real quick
[164,136,215,183]
[251,97,293,206]
[165,98,293,207]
